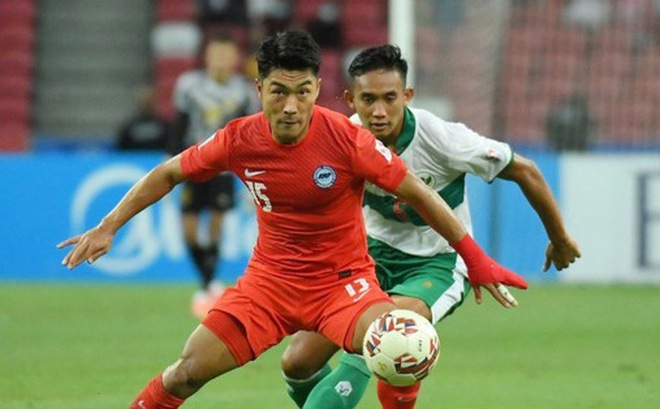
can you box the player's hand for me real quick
[543,236,581,271]
[467,258,526,308]
[451,234,527,308]
[473,284,519,308]
[57,226,114,270]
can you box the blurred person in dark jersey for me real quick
[170,32,260,318]
[117,86,169,152]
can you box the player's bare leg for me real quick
[184,213,220,318]
[206,209,226,298]
[350,301,395,352]
[390,295,431,321]
[282,331,339,379]
[130,324,239,408]
[182,213,200,248]
[282,332,339,407]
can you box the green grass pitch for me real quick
[1,284,658,408]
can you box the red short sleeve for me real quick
[351,128,407,192]
[181,129,230,182]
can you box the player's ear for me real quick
[315,77,322,99]
[255,78,263,98]
[343,89,355,110]
[404,87,415,105]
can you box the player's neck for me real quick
[383,117,406,150]
[381,131,402,151]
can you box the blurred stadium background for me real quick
[1,0,659,408]
[1,0,659,284]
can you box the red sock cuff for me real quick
[130,374,184,409]
[152,375,185,406]
[377,380,421,409]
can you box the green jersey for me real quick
[354,106,513,266]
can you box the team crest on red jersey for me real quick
[313,165,337,188]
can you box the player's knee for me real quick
[281,346,319,380]
[163,359,207,396]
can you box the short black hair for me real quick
[348,45,408,85]
[256,31,321,79]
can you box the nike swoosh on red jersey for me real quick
[245,169,266,177]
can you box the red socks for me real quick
[377,380,421,409]
[129,374,185,409]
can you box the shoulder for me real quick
[411,106,484,144]
[348,112,362,126]
[408,107,453,147]
[410,107,448,132]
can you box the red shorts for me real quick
[203,261,392,364]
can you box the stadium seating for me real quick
[0,0,36,26]
[340,0,388,47]
[156,0,196,22]
[317,50,351,114]
[293,0,328,23]
[0,0,35,151]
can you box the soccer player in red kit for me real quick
[58,31,527,408]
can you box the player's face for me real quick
[205,41,240,81]
[257,69,320,145]
[345,69,413,143]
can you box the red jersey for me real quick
[181,105,407,277]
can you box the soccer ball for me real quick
[362,309,440,386]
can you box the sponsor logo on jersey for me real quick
[313,165,337,188]
[244,169,266,177]
[417,172,436,187]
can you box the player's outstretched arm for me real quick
[394,171,528,307]
[497,153,581,271]
[57,155,188,270]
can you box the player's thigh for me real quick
[210,269,293,359]
[282,331,340,379]
[163,324,239,394]
[318,270,393,354]
[390,294,432,321]
[350,301,395,353]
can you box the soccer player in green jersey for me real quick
[280,45,581,409]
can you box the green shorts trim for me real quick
[368,237,471,324]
